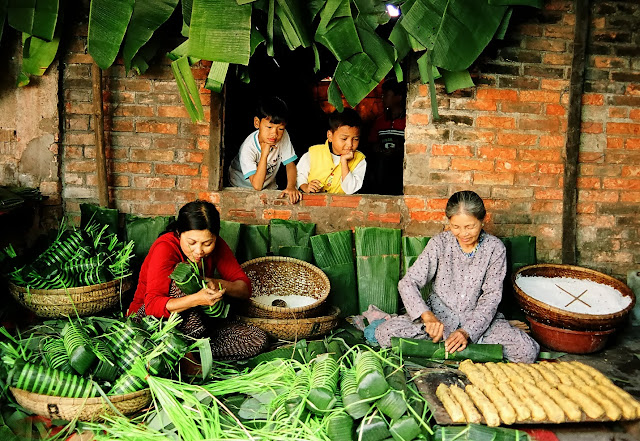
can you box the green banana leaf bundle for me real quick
[169,262,204,295]
[269,219,316,263]
[237,224,269,263]
[391,337,503,362]
[401,236,431,301]
[219,220,243,255]
[433,424,530,441]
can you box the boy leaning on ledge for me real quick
[228,96,302,204]
[296,108,367,195]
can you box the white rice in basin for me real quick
[253,294,317,308]
[515,275,632,315]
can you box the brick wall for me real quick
[48,1,639,280]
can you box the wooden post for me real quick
[92,62,109,207]
[562,0,590,264]
[208,91,224,191]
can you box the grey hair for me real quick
[445,191,486,220]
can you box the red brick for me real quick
[124,81,151,92]
[152,190,196,203]
[538,163,564,174]
[137,121,179,134]
[115,188,152,200]
[113,105,155,117]
[476,116,515,129]
[367,212,402,223]
[297,212,312,222]
[607,122,640,135]
[263,209,292,220]
[603,178,640,190]
[426,199,448,210]
[524,39,566,52]
[155,163,199,176]
[629,109,640,121]
[532,201,563,212]
[404,197,425,210]
[576,202,596,214]
[473,172,514,185]
[581,122,603,134]
[620,192,640,202]
[582,94,604,106]
[464,100,497,111]
[577,177,601,189]
[158,106,191,118]
[155,138,196,150]
[113,162,152,174]
[607,138,624,149]
[227,209,257,219]
[520,149,562,162]
[132,177,176,188]
[627,139,640,150]
[518,117,559,132]
[301,194,328,207]
[176,177,208,191]
[546,104,566,116]
[64,146,84,158]
[592,56,628,69]
[622,166,640,177]
[66,53,93,64]
[515,174,559,187]
[492,188,534,199]
[330,195,361,208]
[534,189,563,200]
[540,135,565,148]
[478,146,517,160]
[497,133,538,146]
[183,152,205,163]
[65,133,94,145]
[626,84,640,96]
[495,160,537,173]
[66,103,93,114]
[608,108,627,119]
[429,157,450,170]
[576,215,615,228]
[66,160,96,173]
[199,192,220,204]
[520,90,562,103]
[476,89,518,101]
[131,203,177,216]
[410,211,443,222]
[131,149,175,162]
[501,102,543,114]
[405,143,427,154]
[451,159,494,172]
[431,144,473,157]
[408,113,430,125]
[543,53,571,65]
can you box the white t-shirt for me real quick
[296,150,367,195]
[228,130,297,189]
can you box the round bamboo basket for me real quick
[241,256,330,319]
[8,277,133,318]
[10,387,151,422]
[238,306,340,340]
[512,264,635,331]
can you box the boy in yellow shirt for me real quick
[296,108,366,194]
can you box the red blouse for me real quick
[127,232,251,318]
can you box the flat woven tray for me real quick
[238,306,340,340]
[10,387,151,422]
[8,277,132,318]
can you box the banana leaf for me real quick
[182,0,192,26]
[441,68,474,93]
[391,337,504,362]
[311,230,358,317]
[121,0,178,73]
[80,203,119,238]
[237,224,269,263]
[402,236,431,301]
[269,219,316,263]
[0,188,24,211]
[130,38,160,75]
[353,0,389,30]
[327,79,344,112]
[434,424,531,441]
[315,0,362,61]
[88,0,135,69]
[489,0,542,6]
[189,0,251,65]
[205,61,229,93]
[0,0,8,41]
[7,0,57,41]
[219,220,243,255]
[355,227,401,256]
[125,214,175,268]
[275,0,311,48]
[171,55,204,122]
[356,255,400,314]
[494,7,513,40]
[388,18,411,61]
[503,235,536,272]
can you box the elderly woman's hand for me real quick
[421,310,444,343]
[444,329,469,353]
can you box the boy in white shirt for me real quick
[297,108,367,195]
[228,97,302,204]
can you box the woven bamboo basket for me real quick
[10,387,151,422]
[238,306,340,340]
[8,277,133,318]
[241,256,330,319]
[513,264,635,330]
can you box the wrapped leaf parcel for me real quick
[391,337,503,362]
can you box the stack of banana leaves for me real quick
[4,220,134,290]
[0,314,212,400]
[78,340,529,441]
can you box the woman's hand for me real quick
[444,329,469,353]
[197,286,224,307]
[421,310,444,343]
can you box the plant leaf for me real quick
[388,18,412,61]
[0,0,8,41]
[353,0,389,29]
[489,0,542,7]
[7,0,58,41]
[250,26,265,56]
[204,61,229,92]
[21,31,59,77]
[315,0,362,61]
[130,39,160,75]
[267,0,274,56]
[276,0,311,48]
[171,56,204,122]
[441,68,474,93]
[327,79,344,112]
[88,0,135,69]
[275,2,301,50]
[494,7,513,40]
[188,0,251,65]
[182,0,193,26]
[121,0,178,73]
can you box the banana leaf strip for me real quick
[389,415,421,441]
[391,337,504,362]
[275,0,311,48]
[494,7,513,40]
[353,0,389,30]
[130,38,160,75]
[327,78,344,112]
[269,219,315,263]
[189,0,251,65]
[171,55,204,122]
[433,423,531,441]
[315,0,362,61]
[402,236,431,300]
[388,18,411,61]
[121,0,178,73]
[7,0,57,41]
[20,32,60,78]
[237,224,269,263]
[441,68,474,93]
[125,214,174,268]
[81,203,119,238]
[205,61,229,92]
[219,220,243,255]
[182,0,192,26]
[355,227,401,256]
[87,0,135,69]
[356,414,390,441]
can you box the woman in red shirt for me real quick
[128,200,268,360]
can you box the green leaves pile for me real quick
[2,0,542,118]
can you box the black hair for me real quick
[256,96,289,125]
[328,108,362,132]
[166,200,221,237]
[382,79,407,98]
[445,191,486,221]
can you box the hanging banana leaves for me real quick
[171,55,205,122]
[402,236,431,300]
[88,0,135,69]
[315,0,362,62]
[19,31,60,86]
[7,0,58,41]
[121,0,179,73]
[353,0,389,30]
[269,219,316,263]
[205,62,229,93]
[188,0,251,65]
[441,69,474,94]
[275,0,311,49]
[388,17,412,61]
[0,0,8,41]
[182,0,193,26]
[495,7,514,40]
[237,224,269,263]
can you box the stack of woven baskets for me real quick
[238,256,339,340]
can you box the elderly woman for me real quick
[375,191,539,363]
[128,200,268,360]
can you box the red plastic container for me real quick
[527,317,617,354]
